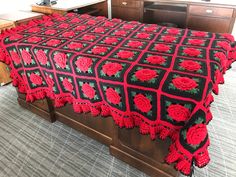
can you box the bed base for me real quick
[17,90,179,177]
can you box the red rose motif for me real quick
[143,26,157,32]
[52,13,61,17]
[27,36,42,43]
[59,23,69,28]
[46,39,61,46]
[130,21,139,24]
[128,41,143,48]
[75,57,93,72]
[94,27,105,33]
[188,39,204,45]
[167,28,180,35]
[146,55,166,65]
[217,41,231,50]
[214,52,226,61]
[75,25,86,31]
[45,29,56,35]
[71,18,81,23]
[136,32,150,39]
[192,31,207,37]
[154,44,170,52]
[104,21,115,27]
[102,62,123,76]
[167,104,191,121]
[106,88,121,105]
[122,24,134,29]
[56,17,67,21]
[62,78,73,92]
[114,30,127,36]
[68,42,83,50]
[96,16,106,20]
[117,50,134,59]
[21,49,32,65]
[46,76,54,87]
[28,27,40,33]
[54,52,67,69]
[172,77,198,91]
[82,35,96,41]
[9,34,23,41]
[214,52,227,69]
[104,37,118,44]
[82,83,95,99]
[44,21,54,27]
[183,48,201,57]
[92,46,107,55]
[180,60,201,72]
[221,33,234,42]
[162,35,176,42]
[80,14,91,19]
[62,31,75,38]
[87,20,96,25]
[111,18,122,23]
[66,13,75,17]
[135,69,157,82]
[30,73,43,85]
[186,124,207,145]
[10,51,21,65]
[134,94,152,113]
[36,50,48,65]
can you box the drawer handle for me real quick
[206,9,213,13]
[122,1,128,5]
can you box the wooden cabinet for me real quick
[0,20,15,86]
[187,5,236,33]
[112,0,143,21]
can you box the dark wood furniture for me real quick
[17,90,179,177]
[112,0,144,21]
[186,4,236,33]
[111,0,236,33]
[32,0,108,17]
[0,20,15,86]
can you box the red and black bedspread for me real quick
[0,13,236,176]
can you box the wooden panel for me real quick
[0,19,14,30]
[110,126,179,177]
[187,16,231,33]
[144,10,186,28]
[189,5,233,18]
[112,6,141,21]
[112,0,141,8]
[55,104,114,145]
[0,62,11,86]
[32,5,66,15]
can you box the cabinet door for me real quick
[112,7,141,21]
[187,16,231,33]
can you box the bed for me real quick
[0,13,236,177]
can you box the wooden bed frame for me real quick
[17,90,179,177]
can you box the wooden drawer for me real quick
[189,5,233,18]
[112,0,141,8]
[187,16,231,33]
[112,6,141,21]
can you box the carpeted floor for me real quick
[0,63,236,177]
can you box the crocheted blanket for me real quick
[0,13,236,176]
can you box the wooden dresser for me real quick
[111,0,236,34]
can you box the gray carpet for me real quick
[0,63,236,177]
